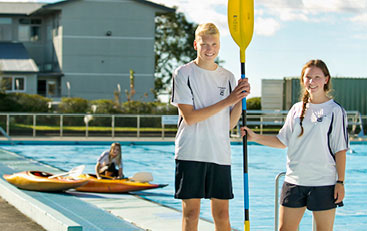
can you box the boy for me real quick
[171,23,250,231]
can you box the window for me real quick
[0,77,12,91]
[0,76,26,92]
[14,78,24,90]
[47,80,56,97]
[18,18,42,42]
[0,18,12,41]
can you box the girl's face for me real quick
[303,66,329,97]
[110,146,120,158]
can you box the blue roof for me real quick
[0,42,38,72]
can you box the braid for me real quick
[298,91,309,137]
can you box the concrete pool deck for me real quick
[0,143,216,231]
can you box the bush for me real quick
[0,93,50,112]
[148,102,177,115]
[58,97,89,113]
[121,101,152,114]
[89,99,122,114]
[0,92,21,112]
[247,97,261,110]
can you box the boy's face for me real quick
[194,34,220,63]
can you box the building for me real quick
[262,77,367,115]
[0,0,174,101]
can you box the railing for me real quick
[0,126,13,144]
[237,110,364,137]
[274,172,316,231]
[0,110,364,139]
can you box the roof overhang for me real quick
[0,42,39,73]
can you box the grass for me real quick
[13,123,178,132]
[10,123,280,134]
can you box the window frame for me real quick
[0,76,26,92]
[18,17,42,42]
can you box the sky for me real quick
[4,0,367,97]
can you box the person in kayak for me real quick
[170,23,250,231]
[95,142,124,179]
[241,59,348,231]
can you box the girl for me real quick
[242,59,348,230]
[95,142,124,179]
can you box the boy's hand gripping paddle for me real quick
[228,0,254,230]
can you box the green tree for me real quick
[154,10,197,98]
[247,97,261,110]
[154,11,225,99]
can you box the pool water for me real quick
[1,143,366,230]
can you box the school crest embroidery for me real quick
[218,87,226,96]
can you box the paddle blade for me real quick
[49,165,85,179]
[228,0,254,62]
[131,172,153,183]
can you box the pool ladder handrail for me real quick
[0,126,14,145]
[275,172,316,231]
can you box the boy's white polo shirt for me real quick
[171,61,236,166]
[277,100,349,186]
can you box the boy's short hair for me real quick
[195,23,220,39]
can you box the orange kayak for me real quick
[75,174,167,193]
[3,171,89,192]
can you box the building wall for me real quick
[50,0,158,101]
[261,79,283,110]
[284,77,367,114]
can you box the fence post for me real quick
[260,117,264,135]
[6,114,9,135]
[33,114,36,137]
[85,122,88,137]
[137,115,140,138]
[60,114,63,137]
[111,115,115,138]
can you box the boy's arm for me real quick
[178,79,250,125]
[230,101,242,129]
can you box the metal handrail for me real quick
[275,172,286,231]
[275,172,316,231]
[0,126,13,145]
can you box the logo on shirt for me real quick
[218,87,226,96]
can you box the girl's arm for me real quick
[95,162,101,179]
[241,126,286,149]
[178,79,250,126]
[118,168,123,179]
[334,150,347,203]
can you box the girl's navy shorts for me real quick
[280,182,344,211]
[174,160,234,200]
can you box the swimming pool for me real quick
[1,142,366,230]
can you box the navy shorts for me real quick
[174,160,234,200]
[280,182,344,211]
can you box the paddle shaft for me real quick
[241,62,250,231]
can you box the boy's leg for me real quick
[312,209,335,231]
[279,205,306,231]
[211,198,231,231]
[182,199,201,231]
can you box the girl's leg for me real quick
[279,205,306,231]
[211,198,231,231]
[182,199,201,231]
[312,208,336,231]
